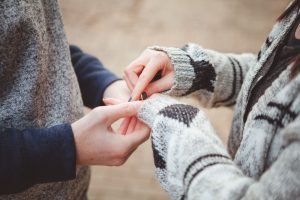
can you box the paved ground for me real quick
[59,0,289,199]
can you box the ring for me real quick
[140,92,148,100]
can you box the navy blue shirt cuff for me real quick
[0,123,76,194]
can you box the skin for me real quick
[123,49,174,101]
[103,11,300,165]
[103,80,138,135]
[71,80,150,166]
[123,22,300,100]
[103,80,131,102]
[121,50,175,134]
[72,101,150,166]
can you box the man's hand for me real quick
[103,80,131,103]
[71,101,150,166]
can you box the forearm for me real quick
[150,44,257,107]
[0,124,76,194]
[138,96,300,199]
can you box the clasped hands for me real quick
[72,49,174,166]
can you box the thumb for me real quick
[103,98,123,106]
[126,121,151,147]
[104,101,142,125]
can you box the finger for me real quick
[144,73,174,96]
[124,58,147,90]
[131,60,163,100]
[104,101,142,125]
[126,117,137,135]
[123,75,134,91]
[126,121,150,147]
[118,117,131,135]
[103,98,123,106]
[124,64,144,89]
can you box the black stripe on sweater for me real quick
[214,57,237,105]
[231,57,244,87]
[254,115,283,128]
[268,102,297,119]
[181,162,229,200]
[158,104,199,127]
[266,37,272,47]
[152,140,166,169]
[183,154,230,181]
[184,55,216,95]
[258,50,262,61]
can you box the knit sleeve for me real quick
[149,44,257,107]
[138,95,300,200]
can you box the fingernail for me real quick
[128,97,132,102]
[141,92,148,100]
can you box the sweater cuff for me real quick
[149,46,195,96]
[149,46,217,107]
[27,123,77,184]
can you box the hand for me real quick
[71,101,150,166]
[103,80,131,104]
[103,98,143,135]
[123,49,174,101]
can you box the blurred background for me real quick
[59,0,289,199]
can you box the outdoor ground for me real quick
[59,0,289,199]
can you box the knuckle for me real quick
[124,69,131,76]
[115,143,132,159]
[113,158,126,166]
[123,104,132,113]
[139,73,147,81]
[93,107,107,121]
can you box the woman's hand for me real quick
[71,101,150,166]
[123,49,174,101]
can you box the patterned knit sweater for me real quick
[138,3,300,200]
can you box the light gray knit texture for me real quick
[139,3,300,200]
[0,1,90,199]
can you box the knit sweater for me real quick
[138,2,300,200]
[0,1,90,199]
[0,1,117,199]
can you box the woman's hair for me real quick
[278,0,300,78]
[291,54,300,78]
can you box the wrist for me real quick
[103,80,130,101]
[71,121,85,165]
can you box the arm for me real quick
[138,95,300,200]
[0,101,150,195]
[151,44,257,107]
[0,124,76,194]
[70,45,121,108]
